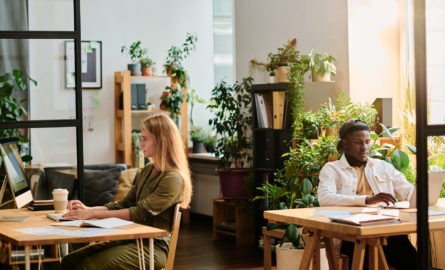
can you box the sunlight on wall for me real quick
[348,0,401,126]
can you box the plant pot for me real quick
[205,144,215,153]
[192,141,205,153]
[141,67,152,76]
[312,72,331,82]
[128,64,141,76]
[217,168,249,199]
[268,75,276,84]
[276,66,290,82]
[151,66,157,76]
[276,243,328,270]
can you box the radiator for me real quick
[190,172,220,216]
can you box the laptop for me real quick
[0,138,33,208]
[388,171,445,208]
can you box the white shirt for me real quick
[318,155,414,206]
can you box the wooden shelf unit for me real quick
[212,199,255,246]
[114,71,188,168]
[2,241,63,266]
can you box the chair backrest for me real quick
[163,204,182,270]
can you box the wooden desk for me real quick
[264,203,445,270]
[0,208,167,270]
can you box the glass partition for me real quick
[30,127,77,165]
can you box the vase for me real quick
[128,64,141,76]
[217,168,249,199]
[276,66,290,82]
[192,141,205,153]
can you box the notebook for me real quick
[330,213,400,226]
[51,217,133,229]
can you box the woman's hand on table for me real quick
[63,209,94,220]
[67,200,89,211]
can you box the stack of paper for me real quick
[330,214,400,226]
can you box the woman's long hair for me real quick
[141,114,192,208]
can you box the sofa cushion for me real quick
[84,167,122,206]
[45,168,76,200]
[114,168,139,201]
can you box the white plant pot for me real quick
[268,75,276,83]
[276,242,329,270]
[312,72,331,82]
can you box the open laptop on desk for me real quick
[0,138,33,208]
[387,171,445,209]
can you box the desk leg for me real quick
[324,237,338,270]
[377,245,389,270]
[351,240,366,270]
[149,238,154,270]
[299,230,319,270]
[25,245,31,270]
[368,245,378,270]
[264,233,272,270]
[312,230,321,270]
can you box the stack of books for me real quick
[27,200,54,211]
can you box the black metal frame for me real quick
[0,0,84,201]
[414,0,445,268]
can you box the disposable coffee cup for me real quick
[52,189,69,214]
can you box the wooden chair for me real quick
[160,204,182,270]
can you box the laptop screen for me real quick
[0,138,30,197]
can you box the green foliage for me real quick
[0,69,37,167]
[335,92,378,128]
[293,112,321,140]
[121,41,148,63]
[304,49,336,77]
[160,86,185,116]
[164,33,197,88]
[207,78,253,168]
[140,57,154,68]
[203,133,217,153]
[287,62,308,124]
[187,89,206,126]
[266,38,300,72]
[189,126,207,142]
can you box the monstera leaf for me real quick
[391,150,410,173]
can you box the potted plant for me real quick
[121,41,148,76]
[0,69,36,166]
[189,126,206,153]
[267,38,303,82]
[203,133,217,153]
[207,77,253,198]
[140,57,155,76]
[305,49,336,82]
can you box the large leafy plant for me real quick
[0,69,36,166]
[121,41,148,64]
[266,38,300,72]
[208,77,253,168]
[304,49,336,78]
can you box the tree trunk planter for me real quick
[141,67,152,76]
[276,65,290,82]
[276,243,328,270]
[217,168,249,199]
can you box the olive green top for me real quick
[104,163,184,253]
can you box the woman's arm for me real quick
[64,200,130,220]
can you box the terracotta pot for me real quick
[276,66,290,82]
[141,67,152,76]
[217,168,250,199]
[312,72,331,82]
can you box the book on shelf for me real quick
[254,94,265,128]
[272,91,286,129]
[330,213,400,226]
[254,94,273,128]
[131,84,138,110]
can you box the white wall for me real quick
[348,0,402,126]
[234,0,350,97]
[28,0,214,165]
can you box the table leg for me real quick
[264,233,272,270]
[368,245,378,270]
[351,240,366,270]
[312,230,321,270]
[149,238,154,270]
[299,230,319,270]
[324,237,338,270]
[377,245,389,270]
[25,245,31,270]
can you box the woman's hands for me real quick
[365,192,397,205]
[63,200,93,220]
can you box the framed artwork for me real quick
[65,40,102,89]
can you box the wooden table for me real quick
[0,208,167,270]
[264,202,445,270]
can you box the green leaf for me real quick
[391,150,410,173]
[376,148,388,157]
[380,123,395,141]
[266,223,280,231]
[388,127,400,133]
[287,175,298,190]
[286,224,299,243]
[279,202,288,209]
[406,144,416,154]
[370,131,379,140]
[21,155,32,162]
[301,178,313,195]
[0,83,14,98]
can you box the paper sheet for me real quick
[15,227,120,237]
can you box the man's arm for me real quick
[386,162,415,201]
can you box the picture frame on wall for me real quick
[65,40,102,89]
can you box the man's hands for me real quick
[365,192,397,205]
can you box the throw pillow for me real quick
[114,168,139,201]
[84,167,122,206]
[45,168,76,200]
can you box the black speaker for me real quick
[131,84,138,110]
[137,84,146,110]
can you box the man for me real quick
[318,119,416,270]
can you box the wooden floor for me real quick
[174,214,267,270]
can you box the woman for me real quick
[61,114,192,270]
